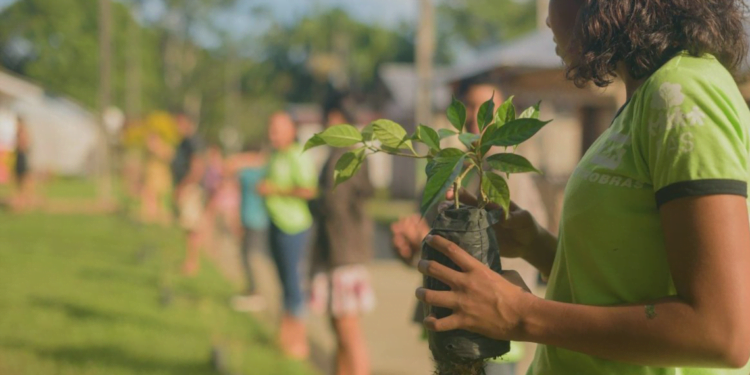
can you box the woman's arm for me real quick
[257,180,316,200]
[228,152,267,173]
[418,194,750,368]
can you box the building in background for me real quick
[0,69,99,179]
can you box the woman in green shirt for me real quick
[415,1,750,374]
[258,111,318,360]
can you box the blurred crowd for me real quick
[0,83,544,375]
[117,93,378,375]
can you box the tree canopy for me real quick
[0,0,537,144]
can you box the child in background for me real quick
[227,142,269,312]
[309,94,376,375]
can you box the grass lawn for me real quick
[0,210,318,375]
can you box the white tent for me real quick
[0,70,99,176]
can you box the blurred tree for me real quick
[437,0,538,49]
[0,0,171,113]
[260,8,452,103]
[0,1,527,146]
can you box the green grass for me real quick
[0,210,318,375]
[39,177,100,200]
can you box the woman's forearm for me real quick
[519,295,749,369]
[522,228,557,277]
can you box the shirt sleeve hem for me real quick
[655,179,748,208]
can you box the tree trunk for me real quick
[97,0,113,204]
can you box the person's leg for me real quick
[269,224,310,359]
[180,185,204,276]
[240,227,257,294]
[182,229,201,276]
[230,227,267,312]
[333,314,370,375]
[140,187,157,223]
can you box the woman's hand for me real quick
[391,214,430,266]
[447,188,543,259]
[416,234,535,341]
[256,180,275,196]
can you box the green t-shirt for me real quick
[528,53,750,375]
[265,143,317,234]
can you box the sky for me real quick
[0,0,420,50]
[0,0,419,26]
[258,0,418,26]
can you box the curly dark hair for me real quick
[568,0,749,87]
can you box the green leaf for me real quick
[482,172,510,213]
[481,118,551,153]
[477,93,495,131]
[485,153,540,174]
[518,101,541,119]
[303,134,326,152]
[416,124,441,151]
[494,95,516,127]
[372,119,412,149]
[425,148,465,178]
[318,124,363,147]
[425,159,439,178]
[435,148,464,158]
[458,133,480,149]
[446,96,467,132]
[333,148,366,188]
[421,154,466,215]
[438,128,458,140]
[381,145,410,154]
[361,124,375,142]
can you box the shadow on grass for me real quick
[77,266,159,289]
[2,340,213,375]
[28,296,200,336]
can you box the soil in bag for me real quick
[422,206,510,364]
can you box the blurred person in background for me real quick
[391,83,547,374]
[121,119,146,215]
[309,94,375,375]
[12,116,33,211]
[140,132,174,225]
[258,111,317,359]
[202,144,224,203]
[199,144,241,258]
[171,113,206,276]
[228,141,269,312]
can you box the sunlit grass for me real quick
[0,210,318,375]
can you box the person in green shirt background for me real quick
[413,0,750,374]
[257,111,317,360]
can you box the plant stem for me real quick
[453,181,460,209]
[368,146,429,159]
[392,153,430,159]
[478,167,485,208]
[452,164,476,210]
[457,164,475,184]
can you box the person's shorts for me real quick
[309,264,376,317]
[177,184,204,230]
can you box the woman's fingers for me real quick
[415,288,458,309]
[425,235,481,272]
[423,314,463,332]
[498,207,532,229]
[417,259,461,287]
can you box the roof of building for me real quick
[445,29,562,83]
[378,63,452,111]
